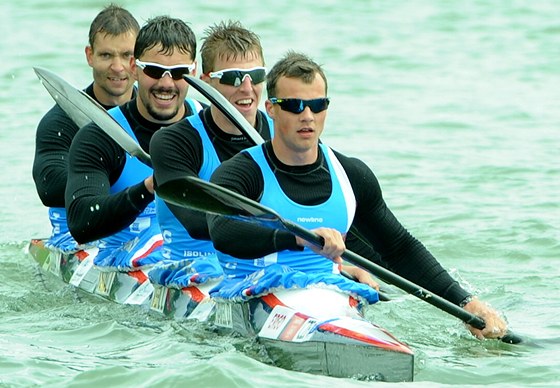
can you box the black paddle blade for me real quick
[156,176,280,222]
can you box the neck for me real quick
[93,83,133,107]
[210,105,254,136]
[271,138,319,166]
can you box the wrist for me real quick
[459,295,475,308]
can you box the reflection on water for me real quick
[0,0,558,386]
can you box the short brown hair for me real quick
[266,51,328,98]
[134,15,197,60]
[200,20,264,74]
[88,4,139,48]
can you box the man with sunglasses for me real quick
[146,21,274,289]
[207,51,509,340]
[32,5,139,253]
[64,16,203,271]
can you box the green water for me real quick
[1,0,558,386]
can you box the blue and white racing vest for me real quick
[97,99,204,252]
[97,106,158,250]
[155,110,274,261]
[217,143,356,279]
[154,107,218,260]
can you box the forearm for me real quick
[67,180,154,244]
[32,156,68,207]
[167,203,211,240]
[208,214,299,258]
[33,109,77,207]
[344,155,470,305]
[386,239,469,305]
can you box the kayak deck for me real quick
[27,239,414,382]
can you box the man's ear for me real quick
[130,56,138,81]
[85,46,94,67]
[191,60,198,78]
[200,70,210,83]
[265,99,275,118]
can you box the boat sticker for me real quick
[69,255,94,287]
[124,280,154,305]
[46,251,62,275]
[188,299,216,322]
[259,306,295,339]
[96,271,116,297]
[281,314,317,342]
[150,286,168,313]
[214,304,233,328]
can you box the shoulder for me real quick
[329,148,382,192]
[211,150,262,199]
[214,149,258,178]
[331,149,372,175]
[36,104,76,133]
[70,121,116,150]
[152,115,200,146]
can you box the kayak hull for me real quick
[27,239,414,382]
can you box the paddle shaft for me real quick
[278,217,521,343]
[279,218,484,327]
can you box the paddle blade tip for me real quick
[500,331,526,345]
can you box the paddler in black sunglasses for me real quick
[207,51,509,341]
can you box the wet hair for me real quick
[200,20,264,74]
[134,15,197,61]
[88,4,139,48]
[266,51,328,98]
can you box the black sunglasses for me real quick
[135,59,196,81]
[208,67,266,87]
[269,98,330,114]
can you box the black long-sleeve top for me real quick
[32,84,112,207]
[150,107,273,240]
[208,141,470,305]
[65,99,199,244]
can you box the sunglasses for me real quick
[269,98,330,114]
[135,59,195,80]
[207,67,266,87]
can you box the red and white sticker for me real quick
[259,306,316,342]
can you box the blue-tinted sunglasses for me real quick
[208,67,266,87]
[135,59,196,80]
[269,97,330,114]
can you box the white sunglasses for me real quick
[135,59,196,80]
